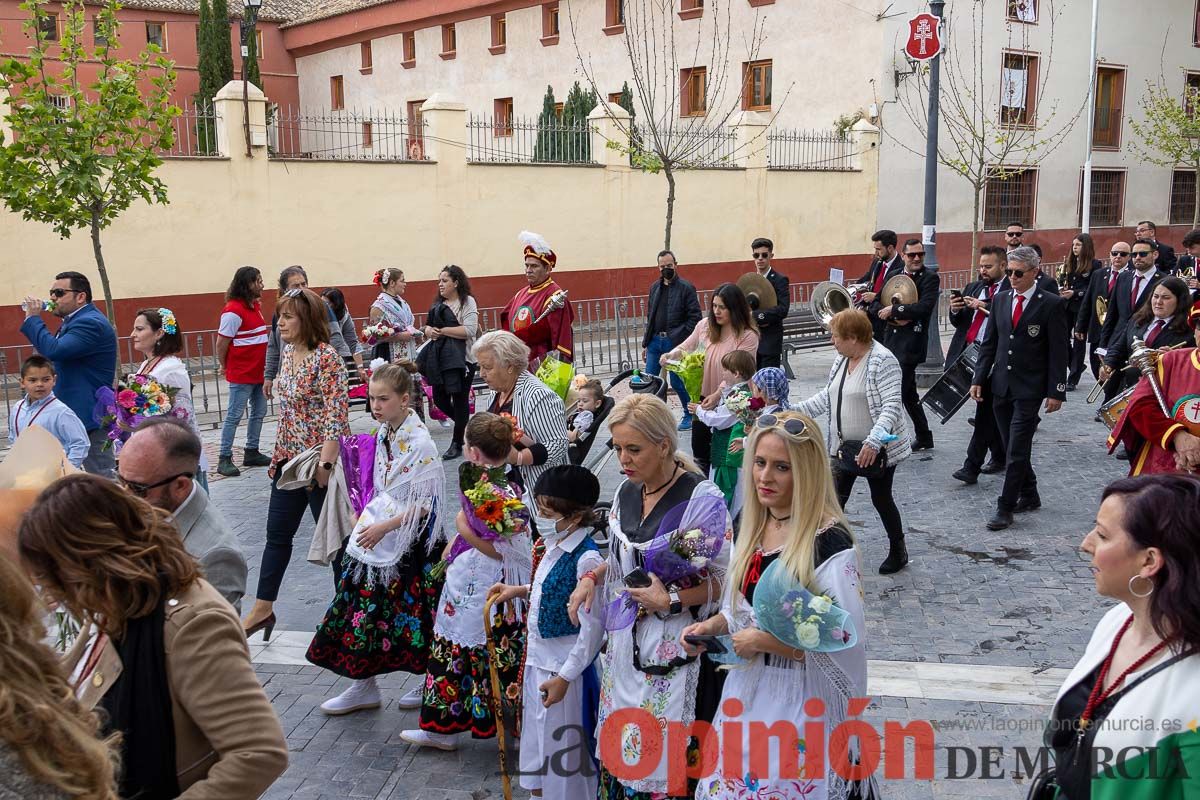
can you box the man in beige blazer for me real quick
[118,419,247,612]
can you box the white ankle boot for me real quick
[399,728,459,751]
[320,677,381,716]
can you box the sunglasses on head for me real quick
[118,472,193,498]
[1110,250,1130,257]
[282,287,305,297]
[755,413,808,437]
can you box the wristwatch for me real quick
[668,590,682,616]
[319,461,334,472]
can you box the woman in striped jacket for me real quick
[794,309,912,575]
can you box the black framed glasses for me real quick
[1006,231,1024,237]
[756,413,808,437]
[118,472,193,498]
[1110,250,1130,257]
[47,288,79,298]
[1132,251,1155,259]
[752,252,771,260]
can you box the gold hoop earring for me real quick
[1128,574,1154,598]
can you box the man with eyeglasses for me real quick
[750,237,790,369]
[117,417,247,611]
[1074,242,1130,382]
[857,229,905,342]
[20,271,118,477]
[1098,241,1168,404]
[970,246,1068,531]
[878,238,939,449]
[1134,220,1177,274]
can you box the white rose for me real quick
[689,556,708,568]
[796,621,820,649]
[808,595,833,614]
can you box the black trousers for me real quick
[691,416,713,476]
[833,465,905,542]
[1067,335,1088,386]
[991,394,1042,511]
[963,382,1005,473]
[430,363,477,447]
[257,477,342,602]
[756,351,782,369]
[900,362,932,440]
[1087,339,1103,381]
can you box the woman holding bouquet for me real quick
[401,412,530,751]
[681,410,873,800]
[665,283,758,475]
[306,362,445,716]
[129,307,210,490]
[243,289,350,639]
[370,267,419,363]
[590,393,732,799]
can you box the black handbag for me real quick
[834,358,888,479]
[1024,767,1059,800]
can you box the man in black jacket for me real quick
[750,237,790,369]
[858,229,905,342]
[879,238,939,450]
[642,250,703,430]
[970,246,1068,531]
[1098,242,1167,403]
[1176,229,1200,300]
[948,246,1007,482]
[1074,241,1128,381]
[1135,220,1177,273]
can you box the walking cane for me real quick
[483,594,513,800]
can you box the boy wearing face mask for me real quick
[488,465,605,799]
[642,250,704,431]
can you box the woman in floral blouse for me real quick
[243,288,350,639]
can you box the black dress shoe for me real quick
[952,468,978,485]
[1115,450,1131,461]
[1066,383,1078,392]
[980,460,1006,475]
[968,416,976,427]
[912,436,934,451]
[1014,496,1042,513]
[879,540,909,575]
[986,510,1014,530]
[441,443,463,461]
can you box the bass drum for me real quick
[1099,386,1136,430]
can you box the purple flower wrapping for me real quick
[339,434,378,517]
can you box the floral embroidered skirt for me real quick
[598,763,697,800]
[418,604,525,739]
[306,532,443,679]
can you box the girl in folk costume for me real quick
[681,411,874,800]
[401,413,532,751]
[488,465,607,799]
[307,361,446,715]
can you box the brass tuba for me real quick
[1095,296,1108,326]
[810,282,854,330]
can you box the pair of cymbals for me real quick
[737,272,776,311]
[881,274,918,306]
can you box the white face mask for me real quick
[534,504,572,537]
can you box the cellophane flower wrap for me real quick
[603,494,727,632]
[664,348,705,404]
[446,463,530,565]
[93,375,184,453]
[724,389,766,427]
[339,434,378,516]
[534,352,574,401]
[706,558,858,667]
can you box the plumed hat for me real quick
[519,230,557,269]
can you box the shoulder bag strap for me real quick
[835,357,850,445]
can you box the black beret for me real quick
[532,465,600,506]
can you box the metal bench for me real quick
[780,307,832,378]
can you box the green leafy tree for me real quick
[244,21,261,90]
[195,0,220,153]
[0,0,180,323]
[211,0,234,86]
[562,81,597,162]
[1129,79,1200,227]
[533,84,561,162]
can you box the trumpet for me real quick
[1085,341,1188,404]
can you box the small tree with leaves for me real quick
[195,0,220,153]
[0,0,179,324]
[211,0,234,87]
[562,81,597,162]
[243,19,261,89]
[1129,78,1200,228]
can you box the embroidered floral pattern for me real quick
[272,343,350,464]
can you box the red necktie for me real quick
[1107,270,1118,293]
[966,283,996,343]
[1131,275,1142,305]
[873,259,888,293]
[1012,293,1025,327]
[1145,319,1164,346]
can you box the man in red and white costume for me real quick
[500,231,575,370]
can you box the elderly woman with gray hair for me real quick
[473,330,569,496]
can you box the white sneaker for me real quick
[399,728,459,751]
[438,418,452,428]
[397,686,424,710]
[320,677,381,716]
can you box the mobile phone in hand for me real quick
[623,568,652,588]
[950,289,963,299]
[684,634,728,654]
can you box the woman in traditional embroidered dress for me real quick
[400,413,531,751]
[1043,473,1200,800]
[573,394,731,800]
[370,267,420,364]
[681,410,873,800]
[307,362,445,716]
[129,307,210,491]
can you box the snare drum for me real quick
[1099,387,1136,430]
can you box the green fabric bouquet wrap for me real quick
[664,349,706,403]
[534,352,575,401]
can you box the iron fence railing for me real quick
[267,106,429,161]
[766,128,857,171]
[165,99,223,158]
[466,114,596,164]
[1,270,1000,442]
[632,123,739,169]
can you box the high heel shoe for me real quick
[244,612,277,642]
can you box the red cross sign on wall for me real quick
[905,12,942,62]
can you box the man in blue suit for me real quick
[21,271,118,475]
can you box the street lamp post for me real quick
[241,0,261,158]
[916,0,947,386]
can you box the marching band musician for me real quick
[1075,241,1129,382]
[857,229,905,342]
[1107,305,1200,475]
[1098,241,1168,404]
[1060,233,1102,390]
[948,246,1008,484]
[970,246,1069,531]
[1176,229,1200,300]
[1099,278,1194,394]
[501,231,575,370]
[878,238,939,451]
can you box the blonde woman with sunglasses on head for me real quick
[681,411,874,800]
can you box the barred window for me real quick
[1170,170,1196,226]
[983,168,1037,230]
[1078,169,1125,228]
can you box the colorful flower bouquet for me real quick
[603,494,727,631]
[444,463,530,566]
[664,349,705,405]
[499,413,526,444]
[724,389,766,426]
[360,322,400,346]
[93,375,184,453]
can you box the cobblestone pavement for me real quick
[203,332,1127,799]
